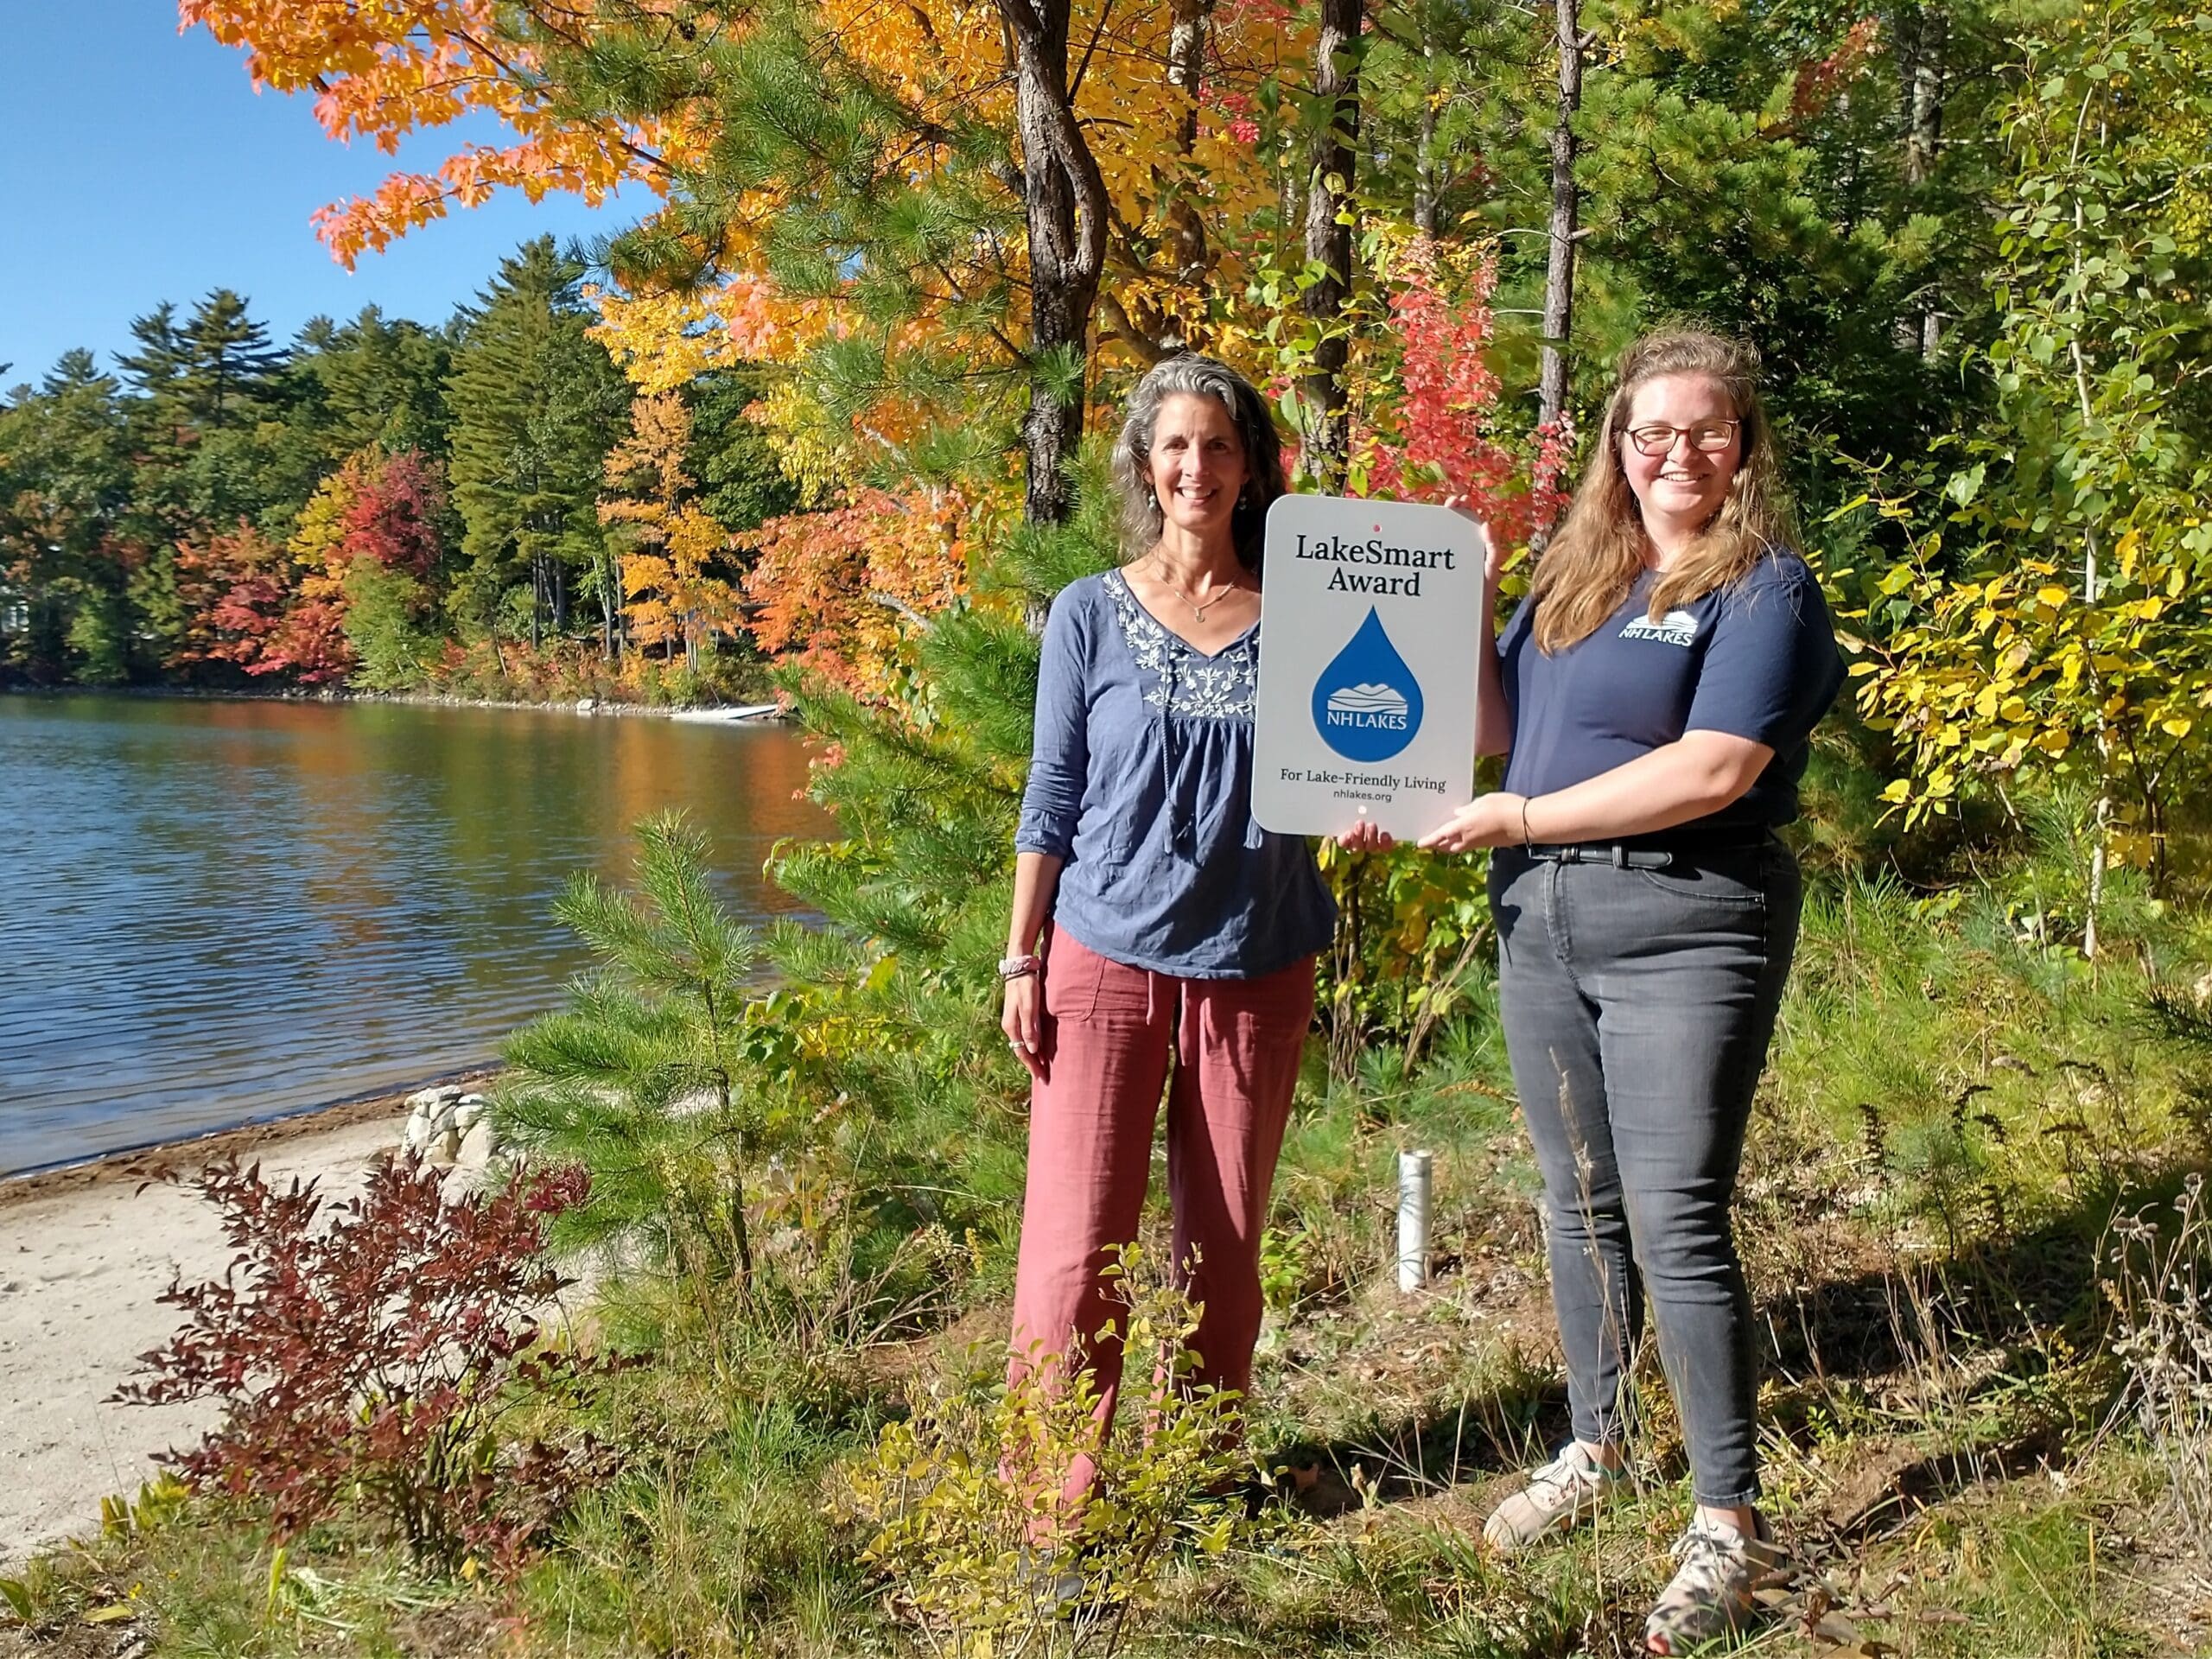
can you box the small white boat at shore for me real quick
[666,703,786,724]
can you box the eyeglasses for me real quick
[1622,419,1739,457]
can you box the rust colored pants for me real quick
[1006,926,1315,1497]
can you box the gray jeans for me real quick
[1489,836,1801,1505]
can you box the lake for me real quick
[0,695,831,1176]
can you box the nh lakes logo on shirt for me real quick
[1619,607,1700,647]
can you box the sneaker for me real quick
[1013,1543,1091,1618]
[1481,1443,1628,1553]
[1642,1510,1789,1655]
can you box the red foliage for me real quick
[114,1155,620,1578]
[165,453,448,685]
[1529,415,1576,538]
[169,523,293,673]
[254,577,355,683]
[1785,16,1882,130]
[1358,238,1565,546]
[1201,81,1262,145]
[342,448,446,579]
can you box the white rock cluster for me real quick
[400,1084,501,1177]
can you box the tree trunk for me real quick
[1413,21,1439,237]
[1538,0,1584,435]
[999,0,1109,526]
[1901,7,1943,189]
[600,543,619,661]
[1299,0,1363,493]
[1166,0,1216,287]
[1898,4,1947,356]
[529,552,544,652]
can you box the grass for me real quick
[9,836,2212,1657]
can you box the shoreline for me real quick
[1,1092,428,1564]
[0,683,792,722]
[0,1070,499,1209]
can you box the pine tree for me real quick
[755,459,1126,1258]
[445,238,628,652]
[518,0,1109,524]
[498,811,770,1303]
[689,370,798,542]
[177,289,288,430]
[114,303,188,409]
[0,352,137,683]
[114,293,311,547]
[113,303,196,540]
[308,306,456,461]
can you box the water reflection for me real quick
[0,696,831,1174]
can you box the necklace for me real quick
[1147,557,1247,624]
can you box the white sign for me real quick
[1251,494,1486,840]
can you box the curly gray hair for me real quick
[1109,354,1287,572]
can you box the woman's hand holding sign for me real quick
[1334,816,1395,855]
[1332,496,1506,858]
[1416,791,1529,853]
[1342,791,1532,855]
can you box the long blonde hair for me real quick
[1532,329,1799,652]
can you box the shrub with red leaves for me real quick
[1359,237,1560,547]
[114,1154,620,1578]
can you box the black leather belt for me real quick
[1522,832,1771,871]
[1525,842,1678,868]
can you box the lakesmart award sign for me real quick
[1251,494,1485,841]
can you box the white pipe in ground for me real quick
[1397,1148,1433,1293]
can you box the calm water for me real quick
[0,696,830,1175]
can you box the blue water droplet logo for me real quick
[1312,607,1424,762]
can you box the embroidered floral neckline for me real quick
[1103,570,1258,722]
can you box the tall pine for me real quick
[0,353,136,683]
[177,290,288,431]
[445,238,628,652]
[300,306,457,462]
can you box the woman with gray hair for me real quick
[998,354,1334,1503]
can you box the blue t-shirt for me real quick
[1498,553,1842,832]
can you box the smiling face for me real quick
[1147,391,1248,543]
[1618,372,1743,544]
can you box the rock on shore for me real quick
[399,1085,505,1194]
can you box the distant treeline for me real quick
[0,237,795,703]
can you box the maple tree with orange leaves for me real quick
[741,487,969,699]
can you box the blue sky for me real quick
[0,3,633,385]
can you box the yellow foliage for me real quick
[834,1249,1254,1656]
[599,392,743,662]
[750,380,854,507]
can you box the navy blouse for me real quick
[1015,570,1337,978]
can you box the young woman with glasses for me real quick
[1348,328,1842,1653]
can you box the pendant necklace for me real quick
[1149,558,1243,624]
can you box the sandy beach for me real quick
[0,1093,446,1566]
